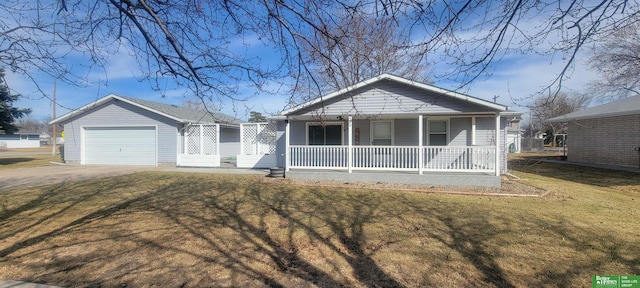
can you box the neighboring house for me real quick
[39,132,51,145]
[547,95,640,169]
[239,74,521,187]
[49,94,242,167]
[0,132,41,148]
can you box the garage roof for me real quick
[547,95,640,123]
[50,94,242,128]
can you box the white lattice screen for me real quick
[186,125,201,154]
[185,124,218,155]
[241,122,276,155]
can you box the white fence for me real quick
[288,145,495,172]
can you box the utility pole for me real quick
[51,81,56,155]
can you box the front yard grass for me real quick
[0,159,638,287]
[0,154,60,170]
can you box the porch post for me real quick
[418,114,423,175]
[494,113,500,176]
[471,116,476,145]
[348,116,353,173]
[285,119,290,171]
[216,124,220,156]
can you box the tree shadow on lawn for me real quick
[0,173,638,287]
[0,157,34,166]
[509,155,640,191]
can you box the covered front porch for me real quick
[283,114,503,177]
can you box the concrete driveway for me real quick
[0,165,161,191]
[0,164,270,191]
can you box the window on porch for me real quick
[371,120,393,145]
[428,119,449,146]
[307,123,342,145]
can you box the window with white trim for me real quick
[428,119,449,146]
[20,135,28,140]
[307,122,343,145]
[371,120,393,145]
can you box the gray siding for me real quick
[293,80,496,117]
[450,117,471,146]
[219,127,240,158]
[276,121,287,167]
[62,99,178,164]
[394,119,418,145]
[353,119,370,145]
[475,117,496,146]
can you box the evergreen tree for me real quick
[248,111,267,122]
[0,69,30,134]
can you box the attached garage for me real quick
[50,94,242,166]
[83,126,157,165]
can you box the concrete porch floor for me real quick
[284,169,501,188]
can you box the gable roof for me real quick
[547,95,640,123]
[50,94,242,127]
[280,74,509,116]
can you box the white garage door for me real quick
[84,127,156,165]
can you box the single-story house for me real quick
[0,132,41,148]
[547,95,640,169]
[237,74,521,187]
[50,94,241,166]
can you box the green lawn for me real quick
[0,158,638,287]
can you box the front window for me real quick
[307,123,342,145]
[371,120,393,145]
[428,120,449,146]
[20,135,28,140]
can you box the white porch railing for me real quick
[352,146,419,170]
[424,146,495,171]
[290,145,348,169]
[288,145,495,172]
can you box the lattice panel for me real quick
[258,122,276,154]
[186,125,201,154]
[202,124,218,155]
[241,122,276,155]
[242,124,258,155]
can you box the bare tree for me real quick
[1,0,639,109]
[529,92,591,138]
[588,16,640,101]
[297,13,430,99]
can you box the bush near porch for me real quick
[0,161,638,287]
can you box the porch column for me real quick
[418,114,423,175]
[494,113,500,176]
[285,119,290,171]
[471,116,476,145]
[348,116,353,173]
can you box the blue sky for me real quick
[6,3,603,123]
[9,48,600,123]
